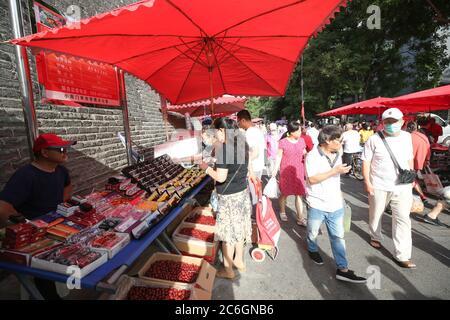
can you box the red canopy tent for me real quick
[382,84,450,113]
[11,0,349,107]
[317,97,392,116]
[167,95,245,117]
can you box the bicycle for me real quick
[351,152,364,181]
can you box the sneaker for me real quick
[308,251,324,265]
[336,269,367,284]
[422,214,440,226]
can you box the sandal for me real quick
[296,217,307,227]
[369,239,382,249]
[279,212,288,222]
[396,260,417,269]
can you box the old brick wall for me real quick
[0,0,177,195]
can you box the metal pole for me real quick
[8,0,38,159]
[117,68,133,165]
[160,94,170,141]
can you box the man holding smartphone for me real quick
[305,125,367,283]
[0,133,76,299]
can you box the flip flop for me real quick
[396,260,417,269]
[279,212,288,221]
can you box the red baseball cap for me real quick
[33,133,76,153]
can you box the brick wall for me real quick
[0,0,177,195]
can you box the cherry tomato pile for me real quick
[145,260,200,283]
[127,286,191,300]
[185,214,216,226]
[179,228,214,242]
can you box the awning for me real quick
[317,97,392,116]
[167,95,246,117]
[383,85,450,113]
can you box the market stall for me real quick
[5,0,353,300]
[0,156,213,299]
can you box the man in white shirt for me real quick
[305,125,366,283]
[306,122,319,146]
[236,110,266,179]
[362,108,416,269]
[341,123,362,176]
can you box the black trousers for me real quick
[342,153,354,174]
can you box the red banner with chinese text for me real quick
[35,51,121,107]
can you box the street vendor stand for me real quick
[5,0,353,300]
[0,178,211,299]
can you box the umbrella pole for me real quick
[209,68,215,117]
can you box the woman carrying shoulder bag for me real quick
[200,117,253,280]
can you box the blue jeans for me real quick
[307,207,348,270]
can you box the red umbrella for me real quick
[11,0,348,105]
[317,97,392,116]
[168,95,245,117]
[383,85,450,113]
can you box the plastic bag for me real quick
[343,201,352,233]
[209,190,219,212]
[263,177,280,199]
[422,166,444,196]
[410,195,424,213]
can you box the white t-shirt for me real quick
[305,147,343,212]
[342,130,362,153]
[306,127,319,146]
[361,131,414,192]
[246,126,266,172]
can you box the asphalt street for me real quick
[212,176,450,300]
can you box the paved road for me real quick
[212,177,450,300]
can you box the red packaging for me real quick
[7,223,33,234]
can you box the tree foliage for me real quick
[251,0,450,121]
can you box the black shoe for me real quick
[336,269,367,284]
[422,214,442,226]
[308,251,324,265]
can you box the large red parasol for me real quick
[11,0,348,106]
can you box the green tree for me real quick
[258,0,450,121]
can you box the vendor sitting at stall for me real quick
[0,133,75,300]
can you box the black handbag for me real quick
[377,132,417,184]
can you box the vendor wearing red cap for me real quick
[0,133,76,226]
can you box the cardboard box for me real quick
[31,251,107,278]
[111,275,210,300]
[181,207,216,229]
[90,233,130,259]
[172,222,218,257]
[137,252,215,298]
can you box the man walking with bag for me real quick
[362,108,416,269]
[305,125,367,283]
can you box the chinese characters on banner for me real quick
[32,1,121,108]
[35,52,121,107]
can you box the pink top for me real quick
[278,138,307,196]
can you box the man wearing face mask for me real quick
[362,108,416,269]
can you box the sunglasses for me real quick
[46,147,68,154]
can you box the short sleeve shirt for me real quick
[0,164,71,219]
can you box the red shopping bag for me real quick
[252,179,281,248]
